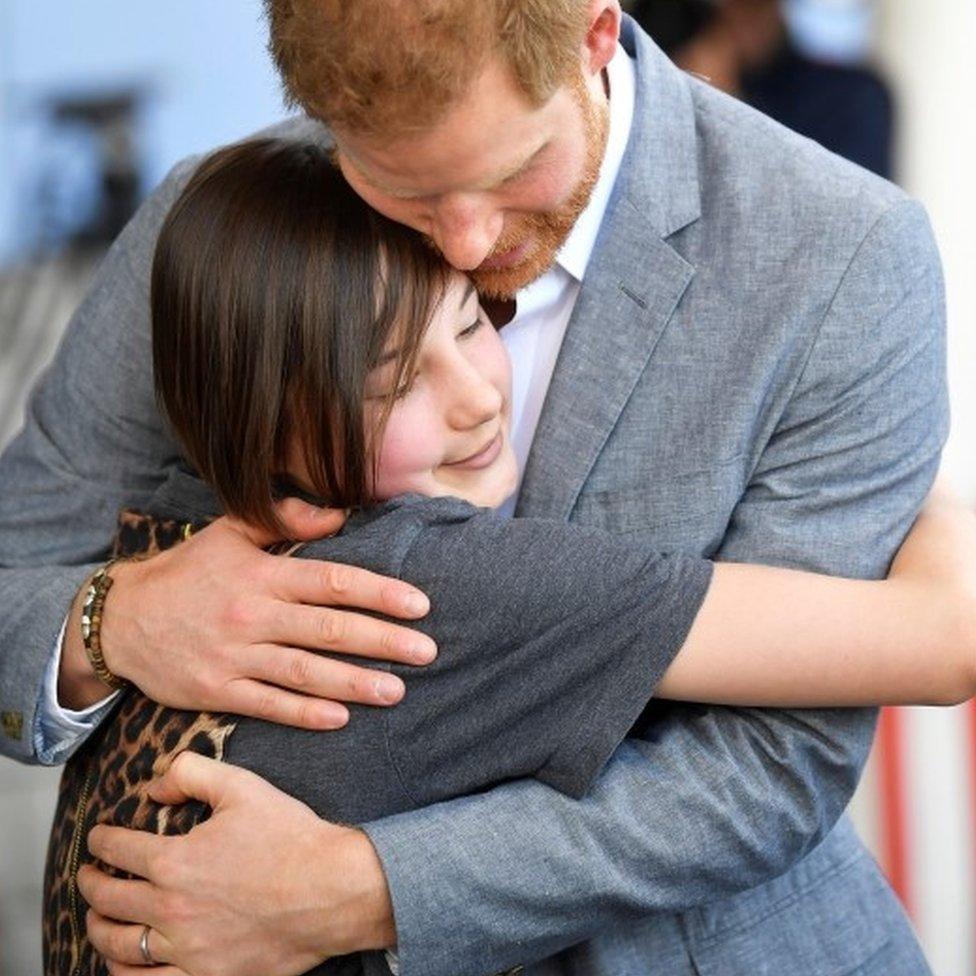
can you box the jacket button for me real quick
[2,710,24,741]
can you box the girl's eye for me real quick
[458,318,483,340]
[366,376,414,402]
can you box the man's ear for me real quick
[582,1,622,77]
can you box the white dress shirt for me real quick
[35,45,637,762]
[497,43,635,515]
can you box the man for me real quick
[0,2,945,974]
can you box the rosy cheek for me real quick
[371,406,442,499]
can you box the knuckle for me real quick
[223,595,256,631]
[105,926,128,960]
[159,889,190,925]
[285,653,313,689]
[322,562,352,597]
[293,699,317,728]
[379,625,402,655]
[195,674,223,710]
[317,611,345,647]
[266,555,292,595]
[84,910,104,944]
[346,671,367,699]
[253,688,280,722]
[95,839,119,872]
[81,872,104,906]
[169,750,193,777]
[147,845,176,884]
[380,581,407,612]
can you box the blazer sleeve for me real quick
[0,156,200,765]
[359,198,949,976]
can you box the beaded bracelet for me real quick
[80,560,128,690]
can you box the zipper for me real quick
[67,762,97,976]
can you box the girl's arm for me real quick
[659,482,976,707]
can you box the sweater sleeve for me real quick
[385,510,713,801]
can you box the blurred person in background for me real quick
[0,2,949,975]
[631,0,894,177]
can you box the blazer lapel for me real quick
[515,221,694,520]
[517,21,702,521]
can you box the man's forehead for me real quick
[332,55,570,198]
[337,135,550,200]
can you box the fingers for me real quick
[87,910,177,970]
[243,645,409,709]
[77,866,157,924]
[106,965,185,976]
[145,751,252,808]
[274,496,348,540]
[86,827,169,882]
[226,497,346,549]
[272,556,431,621]
[206,677,352,731]
[264,597,436,665]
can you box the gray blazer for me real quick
[0,18,946,976]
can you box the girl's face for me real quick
[364,272,518,509]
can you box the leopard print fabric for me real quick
[42,510,236,976]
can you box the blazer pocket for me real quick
[685,850,897,976]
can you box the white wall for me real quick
[851,8,976,976]
[876,1,976,501]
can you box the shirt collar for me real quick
[555,43,636,284]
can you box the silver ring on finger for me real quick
[139,923,157,966]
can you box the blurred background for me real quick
[0,0,973,973]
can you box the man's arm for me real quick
[0,157,197,764]
[358,198,948,975]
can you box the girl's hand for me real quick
[58,497,436,728]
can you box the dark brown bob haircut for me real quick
[151,138,449,534]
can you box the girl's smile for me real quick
[367,273,518,509]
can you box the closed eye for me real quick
[458,318,482,340]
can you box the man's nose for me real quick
[430,196,503,271]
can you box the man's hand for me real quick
[80,752,395,976]
[59,496,436,728]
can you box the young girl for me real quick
[45,137,975,976]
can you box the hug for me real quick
[1,3,972,976]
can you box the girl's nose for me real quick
[446,367,504,430]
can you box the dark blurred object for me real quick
[629,0,719,54]
[744,47,893,179]
[0,89,143,445]
[631,0,893,179]
[48,90,143,249]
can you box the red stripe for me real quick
[877,706,912,916]
[970,698,976,966]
